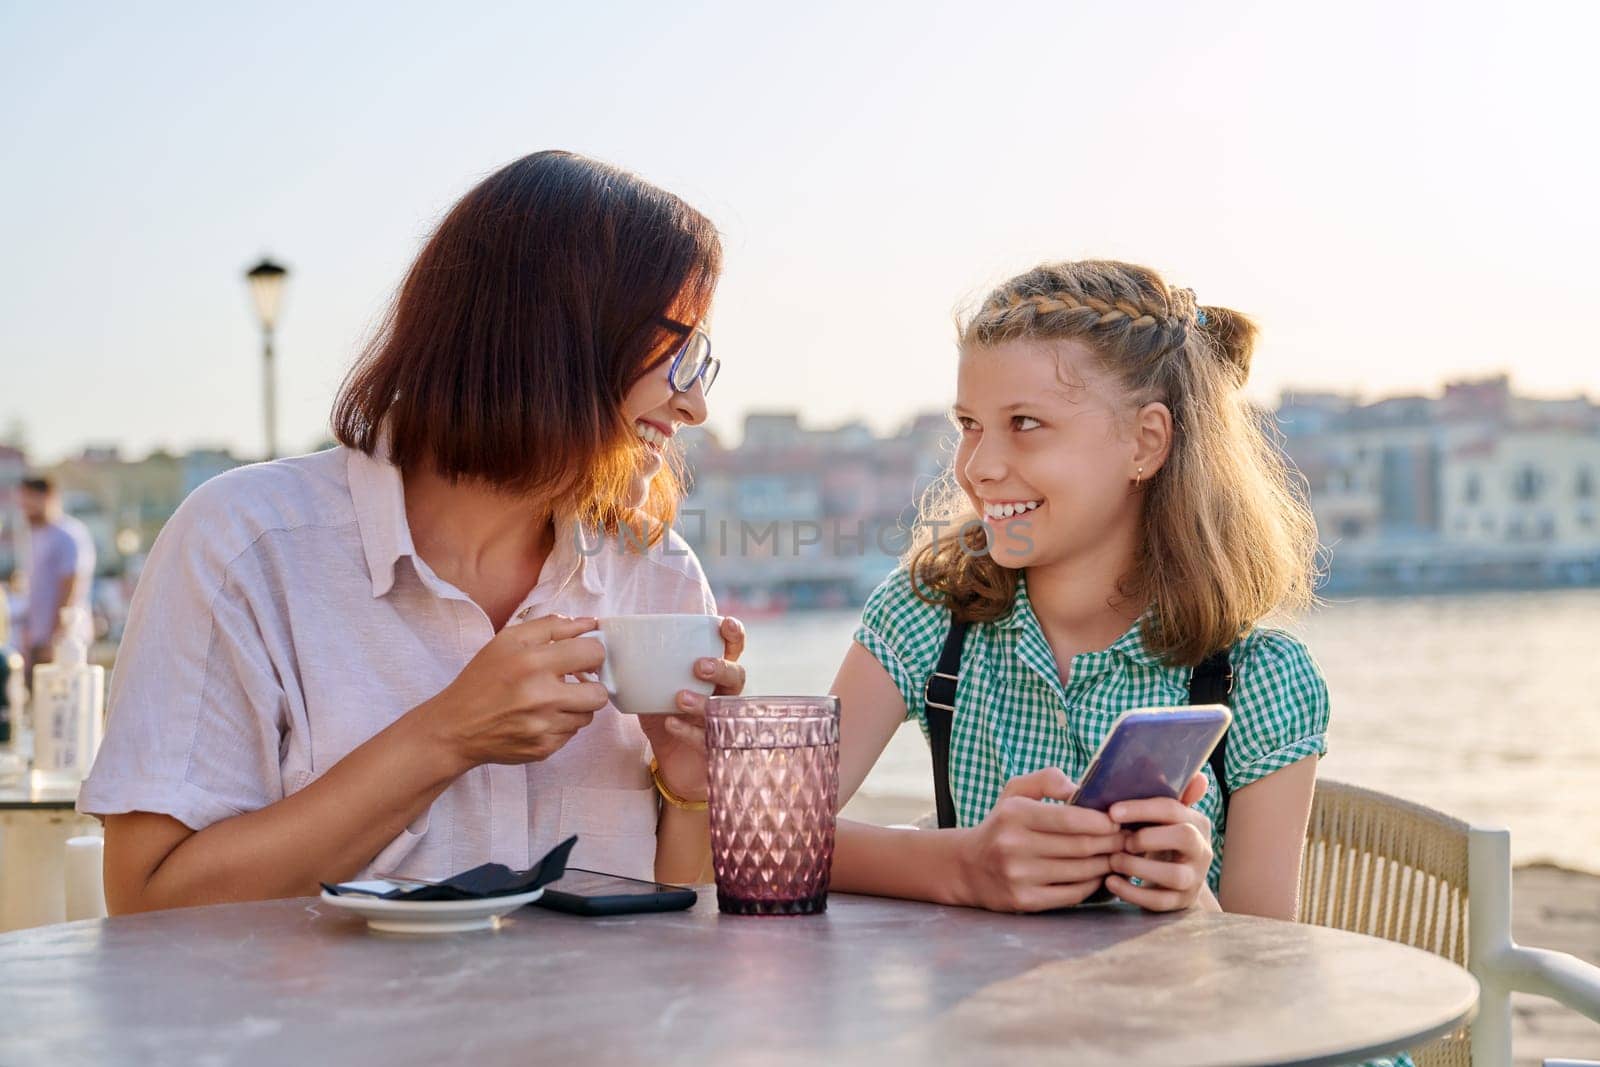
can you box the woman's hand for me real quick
[417,614,610,774]
[638,615,746,802]
[1104,772,1215,912]
[955,768,1127,913]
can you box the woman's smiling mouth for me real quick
[634,419,673,455]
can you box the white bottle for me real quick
[30,607,105,788]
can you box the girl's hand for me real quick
[955,767,1128,913]
[1104,772,1214,912]
[638,615,746,802]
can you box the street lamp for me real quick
[244,257,289,460]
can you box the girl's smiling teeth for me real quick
[982,499,1043,520]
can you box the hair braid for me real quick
[972,262,1192,360]
[909,257,1318,665]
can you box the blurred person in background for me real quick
[19,476,95,677]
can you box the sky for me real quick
[2,0,1598,463]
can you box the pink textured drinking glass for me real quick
[706,695,840,916]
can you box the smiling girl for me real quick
[829,258,1326,919]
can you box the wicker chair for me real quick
[901,777,1599,1064]
[1300,780,1600,1067]
[1300,780,1473,1066]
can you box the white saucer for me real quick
[319,887,544,934]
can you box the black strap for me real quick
[1190,649,1236,821]
[924,619,970,829]
[925,622,1235,830]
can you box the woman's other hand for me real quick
[638,615,746,802]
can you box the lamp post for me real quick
[244,258,289,460]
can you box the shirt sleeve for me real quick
[852,567,950,722]
[1223,628,1331,792]
[77,483,289,831]
[56,527,81,577]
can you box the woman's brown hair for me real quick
[909,259,1320,665]
[332,150,722,538]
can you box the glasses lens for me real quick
[700,357,720,394]
[672,332,711,391]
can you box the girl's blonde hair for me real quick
[909,259,1319,665]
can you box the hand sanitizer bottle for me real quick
[30,607,105,788]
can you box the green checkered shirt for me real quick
[854,569,1397,1067]
[853,566,1331,892]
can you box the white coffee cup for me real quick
[595,614,723,715]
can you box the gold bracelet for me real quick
[649,757,708,812]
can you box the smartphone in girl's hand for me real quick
[1067,705,1232,818]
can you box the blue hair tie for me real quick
[1196,308,1209,327]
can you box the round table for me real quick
[0,891,1476,1066]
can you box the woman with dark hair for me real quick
[81,151,746,912]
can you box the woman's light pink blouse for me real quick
[78,446,715,882]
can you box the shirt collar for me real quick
[541,510,607,600]
[345,444,603,601]
[997,572,1161,669]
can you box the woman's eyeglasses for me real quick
[658,319,719,395]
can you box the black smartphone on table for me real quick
[532,867,698,916]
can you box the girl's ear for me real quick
[1131,401,1173,480]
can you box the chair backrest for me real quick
[1300,779,1472,1067]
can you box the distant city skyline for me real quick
[4,2,1599,463]
[9,373,1596,615]
[6,372,1593,467]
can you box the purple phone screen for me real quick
[1069,710,1228,813]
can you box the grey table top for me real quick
[0,891,1477,1067]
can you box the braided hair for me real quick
[908,259,1318,665]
